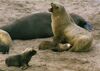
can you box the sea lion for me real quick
[0,13,52,40]
[70,13,93,31]
[0,12,93,40]
[39,41,57,50]
[0,29,12,54]
[5,48,36,70]
[39,40,71,52]
[49,3,93,52]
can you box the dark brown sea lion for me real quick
[5,48,36,70]
[49,3,93,52]
[0,13,52,40]
[0,12,93,40]
[0,29,12,54]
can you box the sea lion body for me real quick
[1,13,52,40]
[5,48,36,69]
[0,29,12,54]
[0,12,93,40]
[39,41,57,50]
[50,3,93,52]
[64,24,93,51]
[39,40,72,52]
[70,13,93,31]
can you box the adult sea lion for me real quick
[0,29,12,54]
[70,13,93,31]
[0,12,93,40]
[0,13,52,40]
[5,48,36,70]
[49,3,93,52]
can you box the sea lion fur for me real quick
[49,3,93,52]
[0,12,93,40]
[5,48,36,69]
[0,29,12,54]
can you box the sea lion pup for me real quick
[5,48,37,70]
[0,29,12,54]
[0,12,93,40]
[49,3,93,52]
[39,41,57,50]
[39,40,71,52]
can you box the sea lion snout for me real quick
[27,48,37,55]
[48,7,53,12]
[48,3,54,12]
[49,3,60,13]
[49,3,57,12]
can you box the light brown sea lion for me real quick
[49,3,93,52]
[5,48,36,70]
[0,29,12,54]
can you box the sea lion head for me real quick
[22,48,37,56]
[49,3,65,15]
[30,49,37,56]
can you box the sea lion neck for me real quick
[51,11,74,27]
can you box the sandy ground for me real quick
[0,0,100,71]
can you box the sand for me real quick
[0,0,100,71]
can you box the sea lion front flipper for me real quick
[52,43,71,52]
[21,64,30,70]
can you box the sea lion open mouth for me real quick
[48,3,54,12]
[49,7,53,12]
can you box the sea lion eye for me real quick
[55,6,59,9]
